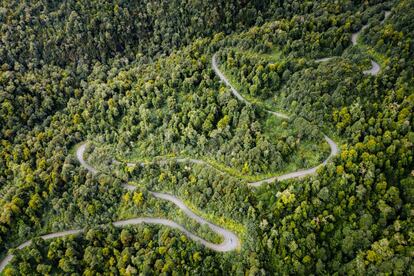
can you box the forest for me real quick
[0,0,413,275]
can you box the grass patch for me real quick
[237,47,283,62]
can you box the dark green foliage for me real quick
[1,0,413,275]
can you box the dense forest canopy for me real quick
[0,0,413,274]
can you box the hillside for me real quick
[0,0,413,274]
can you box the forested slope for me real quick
[0,0,413,275]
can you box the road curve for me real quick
[119,11,391,186]
[363,60,380,75]
[351,23,380,76]
[212,53,290,120]
[352,11,391,75]
[77,144,97,174]
[212,53,339,186]
[351,24,369,46]
[0,229,82,272]
[114,55,339,187]
[79,145,240,252]
[119,134,338,187]
[2,11,392,271]
[352,11,391,46]
[249,135,338,187]
[0,146,240,273]
[77,145,239,253]
[318,10,391,76]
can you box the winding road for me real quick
[123,56,339,186]
[318,10,391,75]
[79,145,238,253]
[0,144,240,272]
[212,53,339,187]
[351,12,390,75]
[0,58,338,272]
[0,10,392,272]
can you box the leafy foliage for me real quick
[1,0,413,275]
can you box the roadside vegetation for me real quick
[0,0,413,274]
